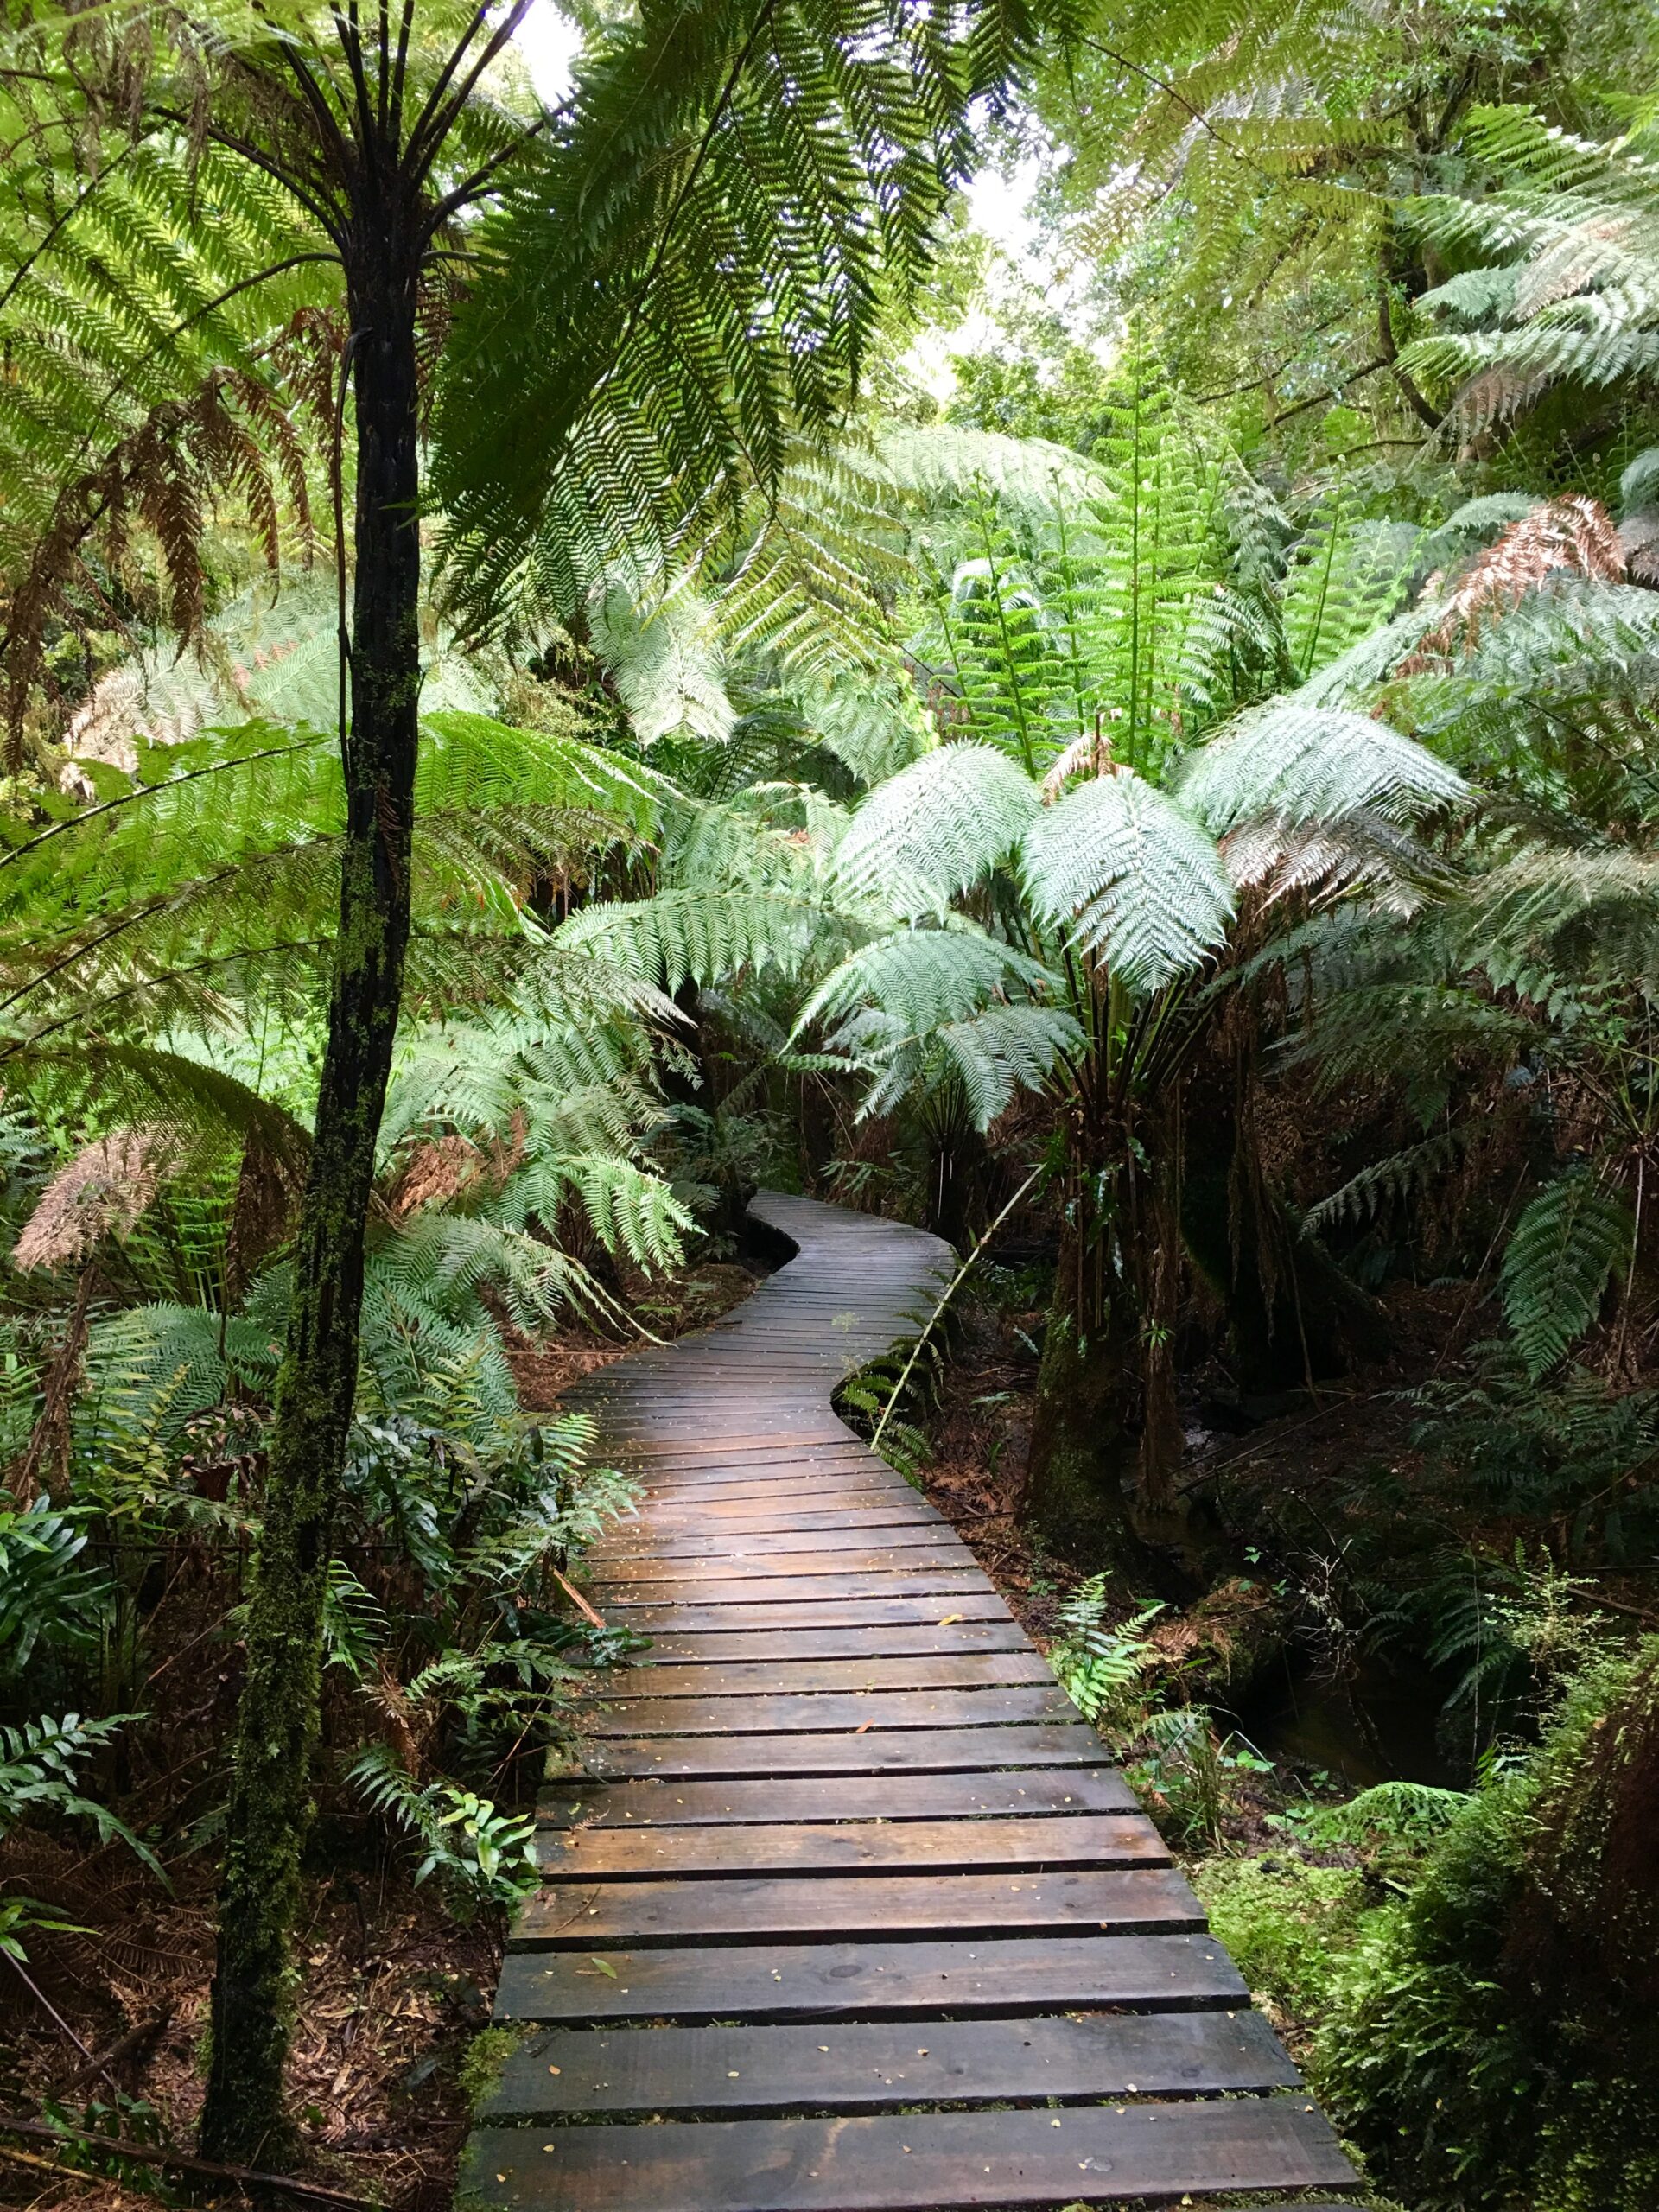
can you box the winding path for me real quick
[464,1193,1356,2211]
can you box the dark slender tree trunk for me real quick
[200,192,423,2164]
[1023,1174,1144,1566]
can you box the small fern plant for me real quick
[1048,1576,1166,1733]
[346,1742,538,1916]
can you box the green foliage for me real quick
[1284,1780,1470,1848]
[1402,105,1659,428]
[434,0,1065,627]
[346,1744,539,1914]
[0,1502,109,1675]
[1195,1855,1371,2024]
[0,1711,162,1883]
[1500,1170,1634,1379]
[1047,1574,1165,1731]
[1319,1643,1659,2211]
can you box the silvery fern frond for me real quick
[832,744,1039,918]
[1020,770,1233,991]
[793,928,1061,1040]
[1179,701,1469,834]
[588,579,734,747]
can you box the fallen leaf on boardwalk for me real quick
[853,1720,873,1733]
[589,1957,619,1978]
[938,1613,963,1625]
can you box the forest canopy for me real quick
[3,0,1659,2206]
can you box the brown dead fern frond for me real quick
[366,1656,435,1777]
[1039,726,1113,803]
[13,1128,175,1273]
[1,371,313,769]
[384,1135,486,1224]
[1399,495,1626,674]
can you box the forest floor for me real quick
[0,1255,766,2212]
[904,1268,1472,1834]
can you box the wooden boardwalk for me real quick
[465,1193,1357,2211]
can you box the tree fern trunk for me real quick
[200,201,422,2164]
[1023,1195,1143,1565]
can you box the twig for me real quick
[67,2006,174,2088]
[551,1564,607,1630]
[0,2113,374,2209]
[870,1167,1044,1455]
[1577,1587,1659,1628]
[3,1955,121,2096]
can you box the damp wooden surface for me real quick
[463,1192,1357,2211]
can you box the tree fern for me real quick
[1180,701,1469,835]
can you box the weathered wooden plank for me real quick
[607,1510,943,1546]
[536,1813,1168,1878]
[494,1930,1249,2024]
[579,1687,1077,1737]
[594,1570,991,1605]
[632,1504,935,1535]
[582,1722,1108,1780]
[465,2101,1353,2209]
[513,1866,1204,1948]
[480,2009,1299,2120]
[605,1593,1013,1634]
[587,1544,971,1584]
[594,1654,1054,1696]
[638,1623,1031,1664]
[539,1768,1140,1827]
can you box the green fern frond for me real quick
[832,743,1037,917]
[1501,1172,1633,1381]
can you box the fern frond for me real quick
[1501,1172,1634,1380]
[832,743,1038,917]
[1020,770,1233,991]
[1180,701,1469,834]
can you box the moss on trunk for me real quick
[200,211,423,2164]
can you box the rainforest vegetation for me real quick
[3,0,1659,2204]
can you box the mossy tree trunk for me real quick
[200,186,423,2164]
[1023,1187,1140,1559]
[1022,1037,1200,1572]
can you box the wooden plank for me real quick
[540,1769,1140,1827]
[465,2101,1353,2209]
[579,1687,1076,1737]
[594,1571,991,1605]
[630,1481,906,1508]
[637,1503,932,1530]
[593,1539,960,1574]
[639,1623,1032,1663]
[593,1566,986,1601]
[481,2009,1299,2119]
[587,1544,971,1583]
[494,1930,1249,2024]
[609,1438,868,1461]
[613,1505,942,1539]
[513,1866,1204,1948]
[537,1813,1169,1878]
[637,1477,908,1503]
[607,1593,1013,1634]
[582,1722,1108,1780]
[598,1654,1054,1696]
